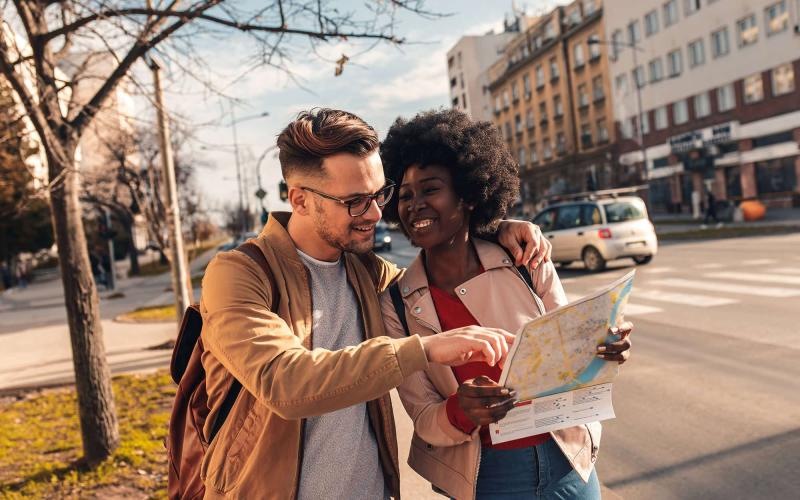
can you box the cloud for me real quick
[363,48,450,110]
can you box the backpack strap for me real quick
[209,240,278,442]
[388,281,411,337]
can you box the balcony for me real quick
[540,117,549,126]
[589,52,601,64]
[593,92,605,104]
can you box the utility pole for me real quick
[230,104,247,235]
[148,55,192,319]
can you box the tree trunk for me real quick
[48,146,119,463]
[124,219,140,276]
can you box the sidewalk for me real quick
[0,247,218,393]
[654,207,800,235]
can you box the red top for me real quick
[429,281,550,450]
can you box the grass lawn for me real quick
[0,372,174,499]
[116,304,177,323]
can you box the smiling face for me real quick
[397,163,471,250]
[302,151,386,256]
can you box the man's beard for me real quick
[312,204,373,255]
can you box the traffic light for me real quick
[279,180,288,202]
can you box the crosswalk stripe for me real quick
[741,259,778,265]
[635,289,738,307]
[769,267,800,275]
[651,278,800,298]
[695,263,725,269]
[565,293,662,316]
[704,272,800,286]
[644,267,674,274]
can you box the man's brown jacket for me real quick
[199,212,428,499]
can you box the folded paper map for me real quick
[489,270,635,444]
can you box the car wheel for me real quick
[633,255,653,265]
[582,247,606,272]
[385,243,392,252]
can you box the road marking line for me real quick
[565,293,662,316]
[741,259,777,265]
[769,267,800,275]
[704,272,800,286]
[644,267,674,274]
[651,278,800,298]
[695,263,725,269]
[635,289,738,307]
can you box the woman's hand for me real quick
[597,321,633,364]
[456,375,517,427]
[496,220,552,270]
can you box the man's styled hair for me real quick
[277,108,379,179]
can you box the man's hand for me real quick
[597,321,633,363]
[420,326,515,367]
[497,219,552,270]
[457,375,517,426]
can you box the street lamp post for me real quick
[254,145,279,224]
[588,37,648,189]
[224,108,269,235]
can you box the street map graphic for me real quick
[490,270,635,443]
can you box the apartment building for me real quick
[487,0,616,213]
[606,0,800,211]
[446,17,524,122]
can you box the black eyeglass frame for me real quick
[300,183,396,217]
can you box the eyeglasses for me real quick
[301,183,395,217]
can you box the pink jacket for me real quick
[380,238,602,500]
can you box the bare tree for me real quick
[0,0,436,464]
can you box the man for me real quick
[200,108,552,499]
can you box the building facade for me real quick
[487,0,617,214]
[447,18,526,122]
[605,0,800,211]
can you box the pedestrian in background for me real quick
[704,188,720,226]
[0,262,11,291]
[15,260,27,289]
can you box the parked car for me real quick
[532,196,657,272]
[374,221,392,252]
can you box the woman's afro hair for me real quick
[380,108,519,234]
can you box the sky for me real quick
[160,1,569,216]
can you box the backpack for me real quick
[166,241,276,500]
[387,257,537,336]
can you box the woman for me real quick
[379,109,632,499]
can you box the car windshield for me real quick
[603,201,646,223]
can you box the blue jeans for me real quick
[475,440,601,500]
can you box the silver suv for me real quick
[532,196,657,272]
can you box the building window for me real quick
[573,43,585,67]
[523,74,532,95]
[663,0,679,27]
[549,57,560,80]
[622,118,634,139]
[654,106,669,129]
[597,118,609,141]
[503,90,510,108]
[554,95,564,116]
[645,9,660,36]
[688,39,706,68]
[539,102,548,121]
[584,0,597,16]
[578,84,589,107]
[556,133,567,154]
[673,99,689,124]
[633,65,646,88]
[581,123,593,148]
[684,0,701,16]
[765,1,789,36]
[592,75,605,100]
[737,14,759,47]
[450,77,457,88]
[568,7,582,25]
[494,96,502,113]
[512,82,520,102]
[543,141,553,159]
[744,73,764,103]
[518,146,527,167]
[694,92,711,117]
[772,63,795,95]
[530,142,539,163]
[452,96,459,108]
[462,93,467,109]
[627,20,642,45]
[526,108,535,129]
[610,30,624,60]
[639,112,650,135]
[615,73,629,95]
[515,114,523,134]
[504,121,512,140]
[667,49,683,77]
[756,157,798,193]
[717,83,736,111]
[649,58,664,82]
[589,34,601,59]
[711,27,730,58]
[536,65,545,88]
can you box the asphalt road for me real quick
[379,231,800,500]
